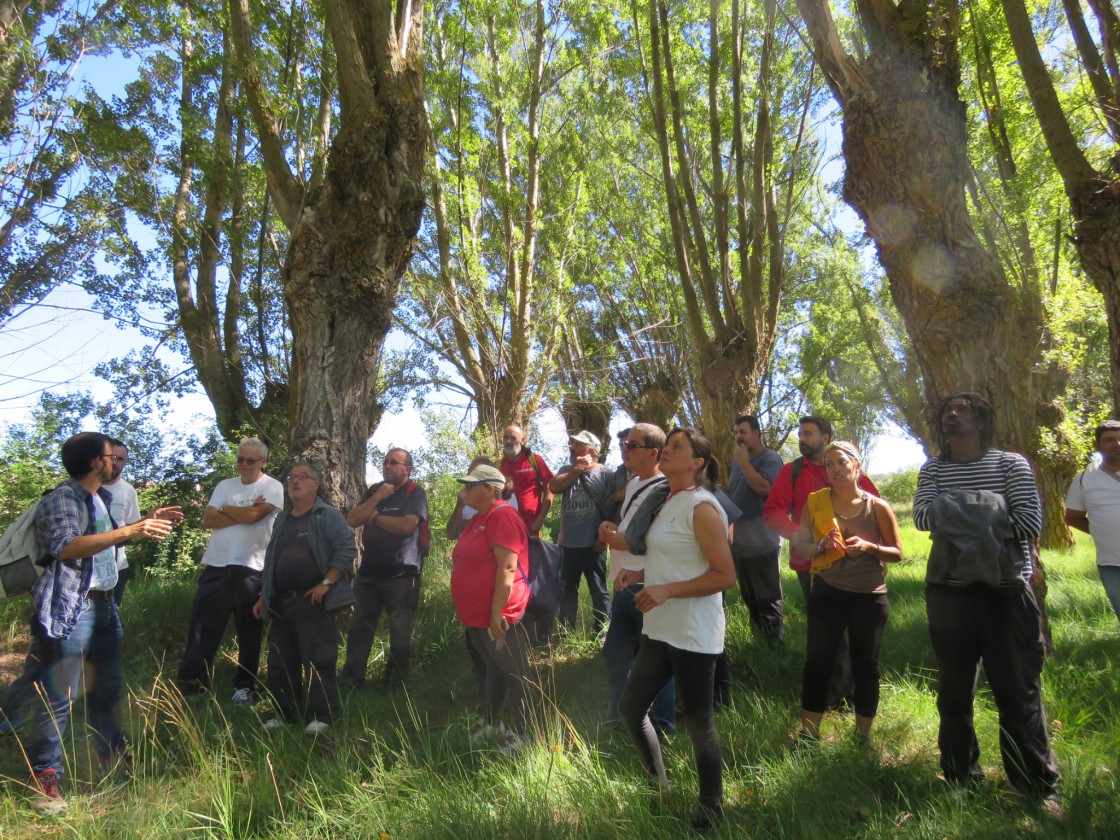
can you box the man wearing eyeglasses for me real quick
[177,438,284,705]
[25,433,177,813]
[342,447,429,689]
[103,439,142,605]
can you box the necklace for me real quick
[833,491,866,519]
[669,484,697,497]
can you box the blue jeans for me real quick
[27,598,125,775]
[1098,565,1120,623]
[603,585,675,729]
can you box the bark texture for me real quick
[796,0,1075,547]
[232,0,426,506]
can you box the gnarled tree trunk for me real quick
[796,0,1075,547]
[232,0,426,505]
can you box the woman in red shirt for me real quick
[450,464,532,750]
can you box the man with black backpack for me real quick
[342,448,429,689]
[549,431,614,634]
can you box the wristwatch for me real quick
[320,578,335,587]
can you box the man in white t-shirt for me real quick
[1065,419,1120,624]
[598,423,674,731]
[104,438,142,605]
[177,438,284,704]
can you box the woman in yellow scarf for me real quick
[791,441,902,747]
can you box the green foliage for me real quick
[872,470,920,521]
[0,392,256,575]
[2,528,1118,837]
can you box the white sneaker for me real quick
[304,720,330,735]
[231,688,255,707]
[262,718,287,731]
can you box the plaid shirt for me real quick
[31,479,119,639]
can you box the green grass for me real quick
[1,527,1118,838]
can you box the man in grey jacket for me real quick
[254,462,357,734]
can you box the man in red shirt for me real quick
[499,425,554,536]
[763,416,879,707]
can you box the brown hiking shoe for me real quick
[30,769,67,814]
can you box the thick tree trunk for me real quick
[840,52,1073,546]
[1069,182,1120,418]
[795,16,1076,546]
[695,340,764,486]
[286,114,425,508]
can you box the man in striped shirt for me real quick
[913,392,1061,815]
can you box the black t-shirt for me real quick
[358,480,429,579]
[272,510,319,592]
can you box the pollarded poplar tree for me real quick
[643,0,824,471]
[402,0,576,441]
[229,0,426,505]
[795,0,1076,545]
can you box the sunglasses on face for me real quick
[236,457,262,465]
[284,473,319,483]
[620,441,654,451]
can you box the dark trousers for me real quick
[732,545,784,644]
[801,578,889,718]
[926,583,1060,797]
[465,623,532,733]
[602,585,675,729]
[559,546,610,633]
[178,565,262,693]
[619,636,722,811]
[113,565,132,606]
[266,594,342,724]
[342,574,420,684]
[1,638,41,726]
[797,570,854,707]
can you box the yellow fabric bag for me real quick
[806,487,845,577]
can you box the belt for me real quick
[275,590,302,602]
[86,589,114,601]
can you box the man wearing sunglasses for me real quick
[342,448,429,689]
[177,438,284,705]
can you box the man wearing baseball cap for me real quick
[548,431,614,634]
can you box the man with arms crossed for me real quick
[27,433,178,813]
[178,438,283,704]
[549,431,613,633]
[1064,419,1120,624]
[342,448,429,688]
[104,438,142,604]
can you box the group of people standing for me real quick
[13,389,1103,826]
